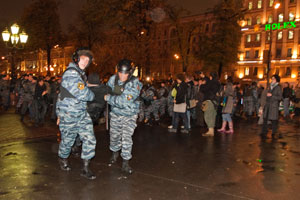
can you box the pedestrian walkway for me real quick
[0,110,300,199]
[0,109,58,143]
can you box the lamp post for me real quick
[266,1,280,88]
[170,53,179,75]
[2,23,28,80]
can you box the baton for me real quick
[105,102,109,131]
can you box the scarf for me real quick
[270,82,278,90]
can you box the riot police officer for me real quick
[56,48,96,180]
[104,59,142,174]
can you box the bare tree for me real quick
[22,0,63,75]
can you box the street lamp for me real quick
[1,23,28,80]
[2,23,28,47]
[266,2,280,88]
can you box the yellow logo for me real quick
[78,82,85,90]
[127,94,133,101]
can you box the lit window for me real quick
[245,67,250,76]
[256,34,261,41]
[268,15,273,23]
[278,13,284,22]
[258,0,262,8]
[257,16,261,24]
[278,31,283,40]
[249,2,253,10]
[289,12,295,21]
[267,32,271,41]
[269,0,274,7]
[247,35,251,42]
[288,30,294,39]
[247,18,252,25]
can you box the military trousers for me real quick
[145,100,160,121]
[109,112,137,160]
[58,111,96,160]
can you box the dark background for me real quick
[0,0,220,32]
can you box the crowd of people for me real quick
[1,71,300,138]
[2,50,300,180]
[1,70,300,134]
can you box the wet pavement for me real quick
[0,110,300,200]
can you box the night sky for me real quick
[0,0,220,32]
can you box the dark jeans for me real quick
[32,99,47,123]
[172,112,188,130]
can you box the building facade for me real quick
[99,12,216,80]
[238,0,300,84]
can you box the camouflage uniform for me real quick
[137,98,145,122]
[157,86,168,116]
[16,78,27,109]
[20,80,35,119]
[56,63,95,160]
[0,78,10,109]
[142,86,160,121]
[106,74,142,160]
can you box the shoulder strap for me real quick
[59,67,84,101]
[62,66,87,82]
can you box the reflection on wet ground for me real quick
[0,116,300,199]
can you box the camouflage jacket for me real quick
[56,63,95,117]
[22,81,36,101]
[107,75,142,116]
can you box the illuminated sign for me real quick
[265,21,296,31]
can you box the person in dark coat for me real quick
[32,78,48,126]
[87,73,110,125]
[200,72,221,136]
[282,82,292,119]
[260,75,283,139]
[168,73,189,133]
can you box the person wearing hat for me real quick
[260,74,282,139]
[104,59,142,174]
[56,48,96,180]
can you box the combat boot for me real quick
[81,159,96,180]
[109,151,119,164]
[58,157,71,171]
[122,160,133,174]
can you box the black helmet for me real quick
[117,59,134,74]
[72,47,94,67]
